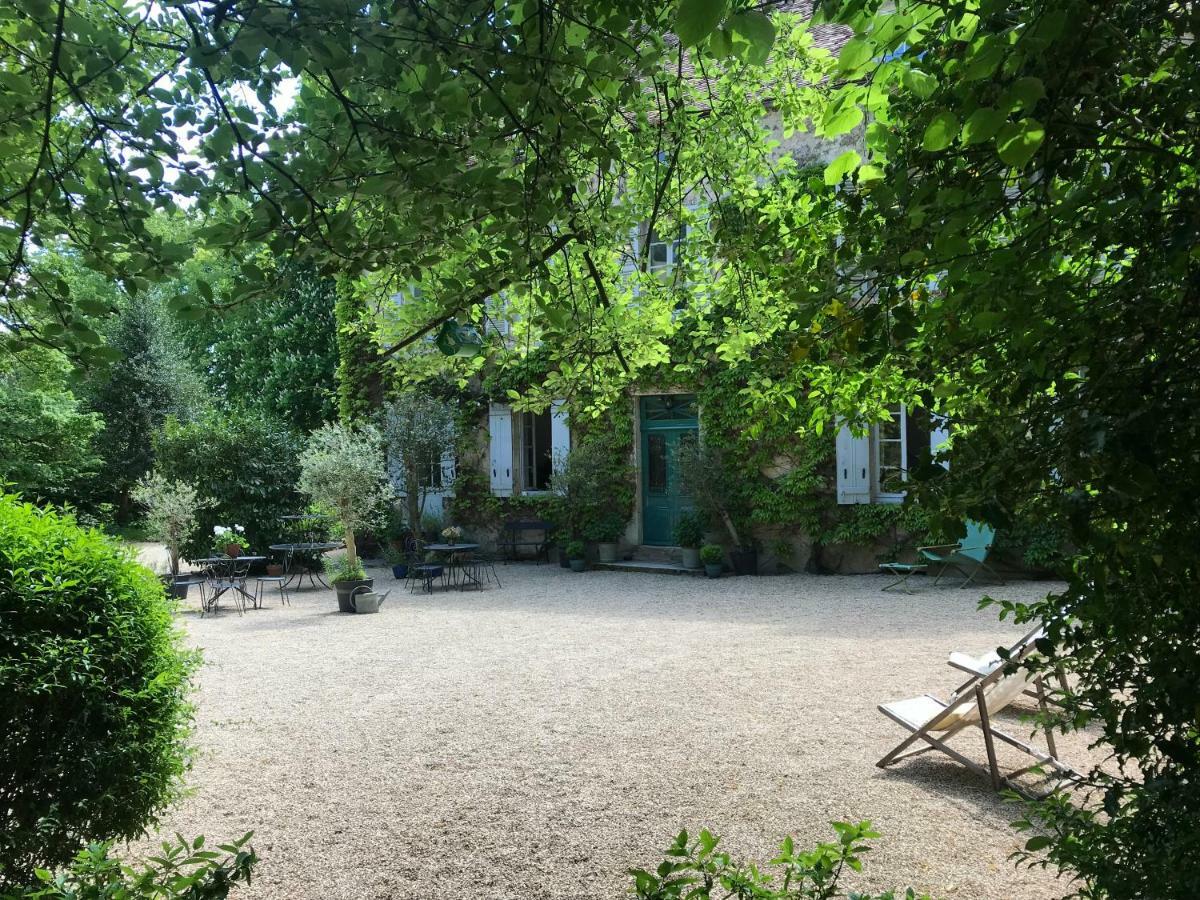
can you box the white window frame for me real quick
[871,403,908,503]
[646,223,686,274]
[518,409,554,494]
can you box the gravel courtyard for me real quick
[136,564,1097,899]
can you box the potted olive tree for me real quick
[673,510,707,570]
[132,472,206,598]
[298,423,394,613]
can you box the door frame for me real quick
[636,394,699,546]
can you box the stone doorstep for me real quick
[593,560,702,576]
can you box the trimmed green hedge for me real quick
[0,495,196,888]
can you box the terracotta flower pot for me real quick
[266,563,284,577]
[225,543,242,558]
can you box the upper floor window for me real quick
[647,224,686,274]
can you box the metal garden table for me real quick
[268,541,343,589]
[423,542,482,590]
[194,556,265,615]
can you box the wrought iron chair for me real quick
[462,552,501,590]
[202,557,244,617]
[404,537,447,594]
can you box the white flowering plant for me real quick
[211,523,250,555]
[441,525,463,543]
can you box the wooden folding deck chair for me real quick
[948,624,1070,703]
[877,638,1077,794]
[918,519,1004,587]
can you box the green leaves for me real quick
[824,150,861,185]
[922,110,959,151]
[675,0,728,48]
[961,107,1005,145]
[996,118,1045,167]
[902,67,939,99]
[838,37,874,73]
[728,10,775,65]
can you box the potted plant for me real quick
[383,544,409,579]
[212,524,249,558]
[700,544,724,579]
[590,513,625,563]
[131,472,206,598]
[565,539,586,572]
[325,555,372,611]
[674,510,707,569]
[677,442,757,575]
[298,423,394,613]
[441,524,464,545]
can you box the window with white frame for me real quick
[835,404,915,505]
[872,404,908,501]
[647,224,686,274]
[489,402,570,497]
[519,410,554,492]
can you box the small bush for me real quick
[3,830,256,900]
[131,472,205,576]
[699,544,724,565]
[0,495,197,888]
[630,823,929,900]
[2,833,256,900]
[673,510,708,549]
[565,540,585,560]
[325,554,367,584]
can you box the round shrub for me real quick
[0,495,196,889]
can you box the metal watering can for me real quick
[349,586,390,614]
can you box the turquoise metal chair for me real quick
[919,520,1004,587]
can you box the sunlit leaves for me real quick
[728,10,776,65]
[921,110,959,151]
[675,0,728,47]
[823,150,861,185]
[961,107,1005,145]
[996,118,1044,167]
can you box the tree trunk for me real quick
[719,508,742,548]
[404,459,422,534]
[344,527,358,568]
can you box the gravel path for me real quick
[132,564,1096,899]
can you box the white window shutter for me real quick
[835,424,870,504]
[930,414,951,469]
[488,403,513,496]
[550,401,570,472]
[440,450,457,490]
[622,225,641,277]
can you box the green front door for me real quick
[640,395,698,546]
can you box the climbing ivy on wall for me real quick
[334,287,383,423]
